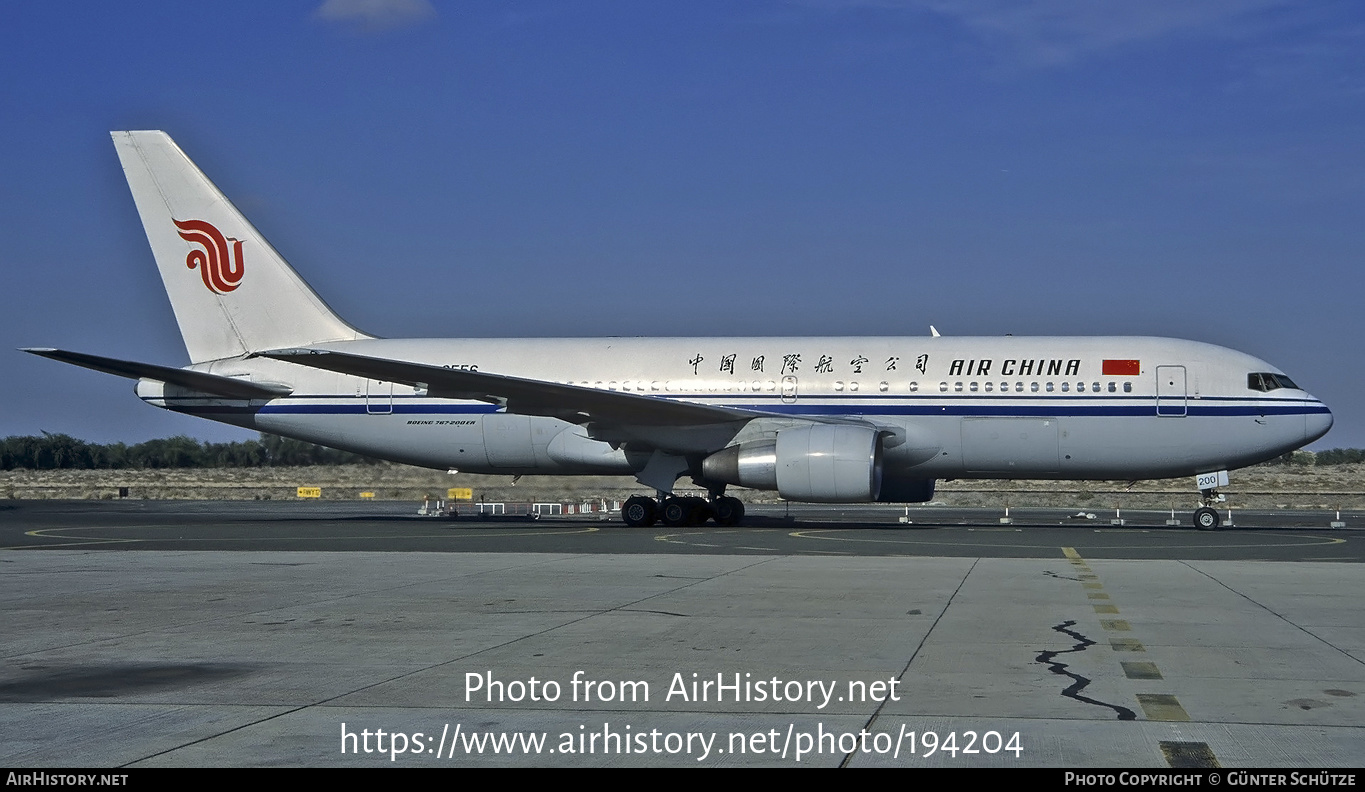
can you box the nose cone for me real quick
[1305,401,1333,444]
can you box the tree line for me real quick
[3,431,1361,471]
[0,433,383,470]
[1268,448,1365,466]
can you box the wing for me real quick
[22,348,293,399]
[258,348,760,427]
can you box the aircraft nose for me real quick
[1305,403,1333,444]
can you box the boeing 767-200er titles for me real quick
[24,131,1333,529]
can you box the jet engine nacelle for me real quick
[702,424,883,502]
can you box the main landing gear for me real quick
[621,493,746,527]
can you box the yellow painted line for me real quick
[13,526,156,549]
[14,525,600,548]
[1062,547,1081,559]
[1159,741,1220,769]
[27,527,133,537]
[439,526,601,537]
[1087,592,1111,600]
[1137,693,1191,721]
[5,538,142,550]
[1082,581,1103,589]
[1110,638,1145,652]
[1092,604,1119,614]
[442,526,601,537]
[799,530,1346,550]
[1100,619,1131,631]
[1121,661,1163,680]
[784,530,1055,550]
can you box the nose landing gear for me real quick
[1193,488,1228,530]
[1191,471,1231,530]
[1193,504,1221,530]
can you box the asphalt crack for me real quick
[1036,620,1137,720]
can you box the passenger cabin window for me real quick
[1123,382,1132,393]
[1107,382,1116,393]
[1248,372,1299,392]
[1030,382,1039,392]
[1061,382,1069,392]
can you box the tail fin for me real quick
[111,131,368,363]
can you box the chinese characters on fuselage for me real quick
[683,352,1085,379]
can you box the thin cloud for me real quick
[314,0,437,33]
[800,0,1296,66]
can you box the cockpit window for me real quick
[1248,372,1299,392]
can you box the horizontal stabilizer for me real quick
[21,348,292,399]
[260,348,755,427]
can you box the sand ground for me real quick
[3,462,1361,510]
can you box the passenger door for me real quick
[1156,365,1187,417]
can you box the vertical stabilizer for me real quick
[111,131,368,363]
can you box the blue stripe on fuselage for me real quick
[148,396,1329,419]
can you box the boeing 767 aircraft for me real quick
[24,131,1332,529]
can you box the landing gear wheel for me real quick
[661,497,696,527]
[687,497,714,525]
[713,496,745,526]
[622,495,657,527]
[1194,507,1220,531]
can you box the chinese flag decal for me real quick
[1102,359,1141,376]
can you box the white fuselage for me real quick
[139,334,1332,484]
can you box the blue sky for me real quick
[2,1,1362,448]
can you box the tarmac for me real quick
[1,501,1361,767]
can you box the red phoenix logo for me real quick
[173,219,244,294]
